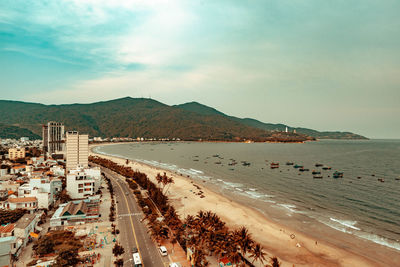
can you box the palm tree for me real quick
[249,242,266,264]
[268,256,280,267]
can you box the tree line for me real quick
[89,156,280,267]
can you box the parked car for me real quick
[169,263,182,267]
[159,246,168,256]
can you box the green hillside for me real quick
[0,98,311,142]
[0,123,41,139]
[175,102,367,140]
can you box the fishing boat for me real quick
[294,164,303,169]
[333,171,343,178]
[215,161,222,165]
[313,175,323,179]
[242,162,251,166]
[312,170,321,175]
[315,163,323,167]
[299,168,309,172]
[270,162,279,169]
[378,178,385,182]
[286,162,294,166]
[322,166,332,170]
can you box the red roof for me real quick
[219,257,231,264]
[8,197,37,203]
[0,224,15,234]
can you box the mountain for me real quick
[174,102,367,140]
[0,98,312,142]
[0,123,41,139]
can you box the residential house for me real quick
[14,213,39,248]
[0,196,38,211]
[50,198,100,227]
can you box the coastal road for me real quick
[98,165,170,267]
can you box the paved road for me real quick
[100,166,170,267]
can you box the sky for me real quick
[1,0,399,138]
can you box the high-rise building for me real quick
[66,131,89,171]
[42,122,65,155]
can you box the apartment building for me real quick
[66,131,88,171]
[8,148,25,160]
[42,122,65,155]
[66,167,100,199]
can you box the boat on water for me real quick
[286,162,294,166]
[322,166,332,170]
[242,162,251,166]
[312,170,321,175]
[294,164,303,169]
[215,161,222,165]
[315,163,323,167]
[270,162,279,169]
[299,168,309,172]
[378,178,385,182]
[313,175,323,179]
[333,171,343,178]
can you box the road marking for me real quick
[119,213,142,217]
[113,176,144,265]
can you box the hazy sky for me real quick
[1,0,399,138]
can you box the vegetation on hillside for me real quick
[0,123,40,139]
[176,102,368,140]
[0,98,313,142]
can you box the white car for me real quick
[159,246,168,256]
[169,263,182,267]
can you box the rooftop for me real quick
[15,214,37,229]
[0,224,15,234]
[8,196,37,203]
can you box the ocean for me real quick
[93,139,400,251]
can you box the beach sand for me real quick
[90,144,399,267]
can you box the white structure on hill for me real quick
[66,131,88,171]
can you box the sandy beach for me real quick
[90,143,398,267]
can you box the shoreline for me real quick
[90,143,398,267]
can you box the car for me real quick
[131,247,138,253]
[125,192,129,195]
[169,263,182,267]
[158,246,168,256]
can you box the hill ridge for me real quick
[0,98,366,140]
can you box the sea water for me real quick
[94,140,400,251]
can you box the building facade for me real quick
[8,148,25,160]
[66,131,88,171]
[42,122,65,155]
[66,168,100,199]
